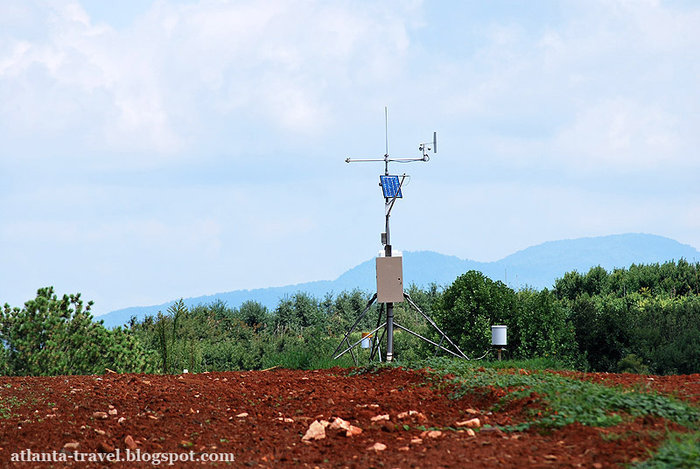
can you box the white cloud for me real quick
[431,0,700,175]
[551,98,683,171]
[0,0,418,167]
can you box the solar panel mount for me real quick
[380,175,403,199]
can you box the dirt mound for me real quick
[554,370,700,404]
[0,367,694,467]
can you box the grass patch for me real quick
[410,357,699,432]
[632,432,700,468]
[0,395,26,419]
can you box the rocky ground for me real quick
[1,367,698,468]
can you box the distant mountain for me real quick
[97,233,700,328]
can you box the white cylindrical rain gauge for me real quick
[491,325,507,347]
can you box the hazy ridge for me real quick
[97,233,700,328]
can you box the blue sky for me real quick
[1,0,699,314]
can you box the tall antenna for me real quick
[385,106,389,158]
[334,109,466,364]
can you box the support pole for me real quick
[384,209,394,362]
[386,303,394,362]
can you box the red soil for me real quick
[0,367,696,468]
[553,370,700,404]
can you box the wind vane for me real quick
[333,107,467,363]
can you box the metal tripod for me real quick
[331,291,469,364]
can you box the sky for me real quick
[1,0,699,314]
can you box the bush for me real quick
[433,271,517,357]
[617,354,649,374]
[0,287,155,375]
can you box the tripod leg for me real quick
[394,322,466,359]
[434,335,445,358]
[404,292,469,359]
[334,322,386,360]
[332,293,377,357]
[340,335,359,366]
[369,304,384,362]
[347,337,358,366]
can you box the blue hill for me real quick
[96,233,699,328]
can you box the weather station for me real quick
[333,108,468,364]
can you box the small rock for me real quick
[124,435,138,450]
[236,412,249,418]
[108,408,118,416]
[544,454,558,461]
[117,417,126,424]
[94,429,106,436]
[329,417,351,431]
[367,442,387,451]
[97,442,114,453]
[63,442,80,451]
[410,438,423,445]
[466,429,476,437]
[346,425,363,437]
[398,446,410,451]
[427,430,443,438]
[92,412,108,420]
[456,418,481,428]
[371,414,390,422]
[301,420,326,442]
[397,410,426,421]
[465,408,480,415]
[380,422,395,433]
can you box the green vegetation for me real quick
[423,357,698,431]
[634,432,700,469]
[1,287,154,375]
[1,260,699,375]
[351,357,699,467]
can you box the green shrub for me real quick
[617,354,649,374]
[1,287,155,375]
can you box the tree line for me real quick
[2,260,698,375]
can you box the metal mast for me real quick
[335,108,464,363]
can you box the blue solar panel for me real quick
[380,175,403,198]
